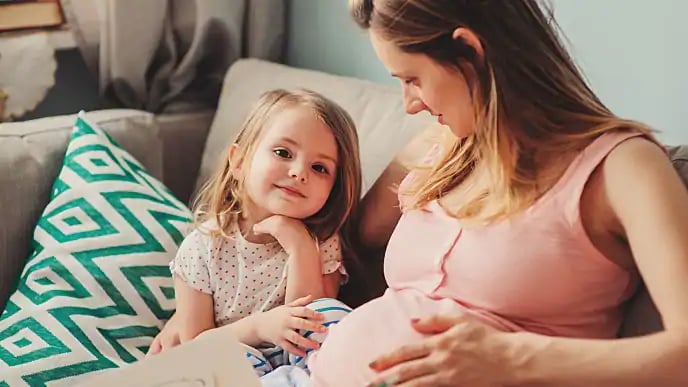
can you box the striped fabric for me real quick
[243,298,351,376]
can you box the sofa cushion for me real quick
[196,58,433,196]
[0,110,163,313]
[0,113,191,386]
[619,144,688,337]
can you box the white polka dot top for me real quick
[169,221,346,326]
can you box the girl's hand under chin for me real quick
[253,215,316,255]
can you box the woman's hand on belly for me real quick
[366,314,519,387]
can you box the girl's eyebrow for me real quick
[278,137,337,164]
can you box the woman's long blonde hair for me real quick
[193,89,362,243]
[351,0,653,223]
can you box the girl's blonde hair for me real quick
[350,0,654,223]
[193,89,362,242]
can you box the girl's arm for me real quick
[284,239,325,302]
[513,138,688,386]
[147,277,215,355]
[253,216,330,302]
[284,239,343,301]
[172,276,216,338]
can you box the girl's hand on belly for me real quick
[365,315,521,387]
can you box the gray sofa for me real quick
[1,58,686,339]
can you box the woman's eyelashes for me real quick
[272,147,331,175]
[402,77,418,85]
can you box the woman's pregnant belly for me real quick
[308,288,471,387]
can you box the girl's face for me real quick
[238,106,339,222]
[370,30,476,138]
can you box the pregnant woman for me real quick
[308,1,688,386]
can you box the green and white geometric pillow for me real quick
[0,112,191,386]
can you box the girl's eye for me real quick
[273,148,291,159]
[312,164,329,174]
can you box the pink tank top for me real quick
[385,131,645,338]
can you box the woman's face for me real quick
[370,30,476,138]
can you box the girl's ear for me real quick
[227,143,241,174]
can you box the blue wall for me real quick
[286,0,687,145]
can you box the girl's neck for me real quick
[236,210,277,244]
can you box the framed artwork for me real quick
[0,0,65,32]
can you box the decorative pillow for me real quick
[0,112,191,386]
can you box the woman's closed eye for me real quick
[402,77,418,86]
[273,148,292,159]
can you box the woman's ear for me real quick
[452,27,484,60]
[227,143,241,173]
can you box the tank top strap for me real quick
[549,130,651,224]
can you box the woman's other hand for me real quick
[367,315,523,387]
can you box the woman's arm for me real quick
[513,138,688,386]
[322,271,342,298]
[367,138,688,387]
[358,124,448,250]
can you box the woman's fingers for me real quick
[284,329,320,350]
[367,356,437,387]
[395,374,443,387]
[411,314,464,334]
[369,341,433,372]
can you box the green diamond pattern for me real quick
[13,338,31,349]
[0,113,190,386]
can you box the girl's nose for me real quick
[289,167,307,183]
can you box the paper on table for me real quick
[76,328,261,387]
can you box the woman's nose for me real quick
[402,88,426,115]
[404,99,426,115]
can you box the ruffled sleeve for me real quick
[319,234,347,283]
[169,229,214,294]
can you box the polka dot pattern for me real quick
[169,221,346,326]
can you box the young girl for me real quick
[147,89,361,376]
